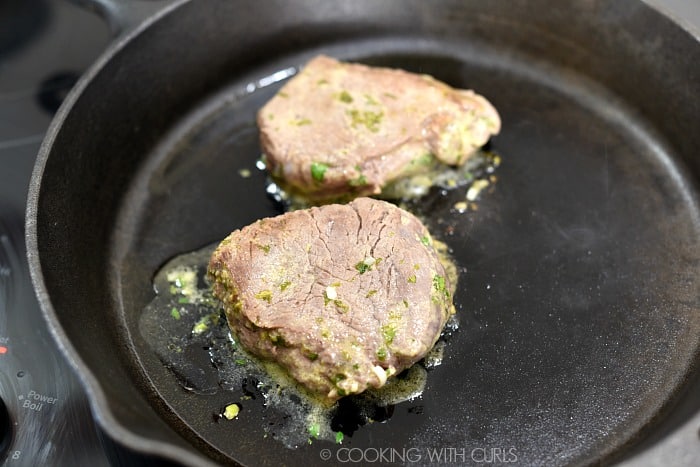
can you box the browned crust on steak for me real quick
[258,55,501,202]
[208,198,454,401]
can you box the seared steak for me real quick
[208,198,454,401]
[258,55,500,202]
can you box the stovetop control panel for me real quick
[0,1,111,465]
[1,215,109,466]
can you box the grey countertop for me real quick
[648,0,700,35]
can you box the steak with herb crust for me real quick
[258,55,501,202]
[208,197,455,401]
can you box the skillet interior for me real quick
[29,0,700,465]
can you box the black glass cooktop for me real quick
[0,1,111,465]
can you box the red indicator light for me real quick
[0,346,7,354]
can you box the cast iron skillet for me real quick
[26,0,700,465]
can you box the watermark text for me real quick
[319,446,518,464]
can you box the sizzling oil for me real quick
[264,149,501,211]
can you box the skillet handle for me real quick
[69,0,177,37]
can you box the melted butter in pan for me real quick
[139,243,457,448]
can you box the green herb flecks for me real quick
[255,290,273,303]
[382,325,397,345]
[335,431,345,444]
[267,331,287,346]
[308,423,320,439]
[311,162,328,182]
[302,347,319,361]
[291,117,312,126]
[347,109,383,132]
[349,173,368,188]
[192,313,219,335]
[348,164,368,188]
[432,274,450,300]
[331,373,347,384]
[338,90,353,103]
[170,307,181,320]
[355,256,377,274]
[323,285,337,306]
[364,94,379,106]
[325,285,349,312]
[410,153,434,168]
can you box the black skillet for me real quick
[26,0,700,465]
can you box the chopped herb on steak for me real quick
[258,55,501,203]
[208,198,455,401]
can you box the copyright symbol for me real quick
[320,448,332,461]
